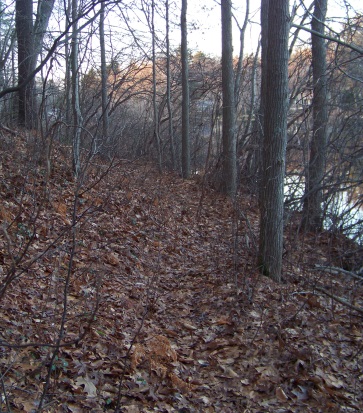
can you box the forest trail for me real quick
[0,134,362,412]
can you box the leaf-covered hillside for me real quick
[0,131,362,412]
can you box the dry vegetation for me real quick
[0,130,362,412]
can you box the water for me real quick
[284,174,363,244]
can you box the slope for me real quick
[0,130,362,412]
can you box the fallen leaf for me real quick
[106,252,120,266]
[74,375,97,398]
[276,386,288,402]
[67,404,84,413]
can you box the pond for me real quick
[284,174,363,245]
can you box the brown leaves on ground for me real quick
[0,134,362,412]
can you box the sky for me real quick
[181,0,363,58]
[42,0,363,78]
[185,1,259,56]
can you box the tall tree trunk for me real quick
[151,0,162,172]
[242,40,261,186]
[221,0,236,196]
[166,0,176,169]
[0,12,16,93]
[64,0,72,139]
[99,0,109,153]
[234,0,249,105]
[71,0,82,177]
[15,0,34,127]
[15,0,55,128]
[31,0,55,71]
[181,0,190,178]
[258,0,289,282]
[303,0,328,231]
[243,40,260,141]
[257,0,269,198]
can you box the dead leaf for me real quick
[220,364,239,378]
[74,375,97,398]
[123,406,140,413]
[180,321,197,331]
[53,201,67,217]
[13,398,37,413]
[276,386,288,402]
[106,252,120,266]
[67,404,84,413]
[291,385,309,401]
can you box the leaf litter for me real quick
[0,133,362,412]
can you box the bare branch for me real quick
[291,22,363,55]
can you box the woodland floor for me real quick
[0,131,362,413]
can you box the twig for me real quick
[0,374,11,412]
[114,306,149,413]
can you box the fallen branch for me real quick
[315,286,363,316]
[314,265,363,282]
[0,123,17,136]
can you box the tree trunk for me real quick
[234,0,249,105]
[258,0,289,282]
[0,12,16,93]
[181,0,190,178]
[100,0,109,154]
[15,0,34,127]
[221,0,236,196]
[302,0,328,231]
[64,0,72,138]
[151,0,162,172]
[166,0,176,169]
[257,0,269,198]
[32,0,55,71]
[71,0,82,177]
[15,0,55,128]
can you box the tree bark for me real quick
[15,0,34,127]
[32,0,55,71]
[15,0,55,128]
[151,0,162,172]
[166,0,176,169]
[302,0,328,231]
[257,0,269,194]
[258,0,289,282]
[221,0,236,196]
[100,0,109,153]
[71,0,82,177]
[0,13,16,93]
[64,0,72,136]
[234,0,249,105]
[181,0,190,178]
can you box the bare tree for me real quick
[151,0,162,171]
[71,0,82,176]
[302,0,328,231]
[165,0,176,168]
[258,0,290,282]
[64,0,72,132]
[100,0,109,153]
[255,0,269,195]
[15,0,33,127]
[0,2,16,94]
[234,0,249,105]
[15,0,55,128]
[181,0,190,178]
[221,0,236,196]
